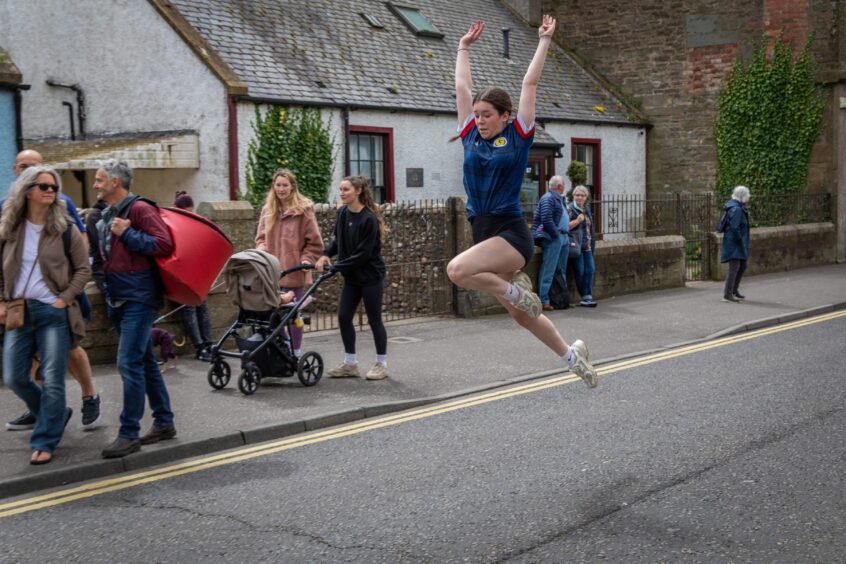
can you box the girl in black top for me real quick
[315,176,389,380]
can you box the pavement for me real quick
[1,263,845,499]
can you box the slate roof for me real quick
[169,0,641,125]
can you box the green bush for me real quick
[244,106,335,207]
[566,160,587,188]
[715,36,825,198]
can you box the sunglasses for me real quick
[31,183,59,192]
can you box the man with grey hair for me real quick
[530,175,569,310]
[93,160,176,458]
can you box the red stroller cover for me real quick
[156,207,233,305]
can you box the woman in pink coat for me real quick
[255,169,324,358]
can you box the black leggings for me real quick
[338,280,387,356]
[724,259,747,298]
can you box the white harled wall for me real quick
[0,0,229,206]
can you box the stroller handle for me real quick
[279,263,316,279]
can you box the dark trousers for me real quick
[724,259,748,298]
[338,280,387,356]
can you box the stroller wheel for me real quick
[296,351,323,387]
[207,361,231,390]
[238,362,262,395]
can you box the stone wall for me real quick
[708,222,837,280]
[533,0,841,196]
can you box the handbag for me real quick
[3,239,41,330]
[568,226,584,258]
[4,298,25,329]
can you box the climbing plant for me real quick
[244,106,335,207]
[714,36,825,198]
[566,160,587,187]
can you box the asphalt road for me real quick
[1,312,844,563]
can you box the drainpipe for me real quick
[46,80,86,139]
[227,95,239,200]
[13,85,29,152]
[62,101,76,140]
[343,106,351,177]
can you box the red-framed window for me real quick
[348,126,395,203]
[570,138,601,201]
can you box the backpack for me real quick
[119,196,233,305]
[549,270,570,310]
[715,210,729,233]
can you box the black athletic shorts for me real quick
[469,214,535,267]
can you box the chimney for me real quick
[502,27,510,59]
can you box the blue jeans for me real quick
[537,236,562,305]
[108,301,174,439]
[181,299,213,350]
[574,251,596,299]
[3,300,70,453]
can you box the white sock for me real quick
[376,354,387,366]
[293,349,302,357]
[503,283,520,304]
[344,353,357,365]
[562,347,576,368]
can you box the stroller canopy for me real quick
[224,249,281,312]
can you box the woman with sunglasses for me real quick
[0,166,91,465]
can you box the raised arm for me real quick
[518,15,556,127]
[455,20,484,127]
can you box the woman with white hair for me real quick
[0,166,91,465]
[567,185,597,307]
[720,185,751,302]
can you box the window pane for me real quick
[350,161,360,176]
[359,161,372,180]
[373,137,383,160]
[374,163,384,187]
[396,6,440,34]
[360,136,371,161]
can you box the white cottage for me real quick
[0,0,647,213]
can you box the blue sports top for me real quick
[460,114,535,219]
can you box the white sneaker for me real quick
[327,362,360,378]
[365,363,389,380]
[569,339,598,388]
[510,272,542,318]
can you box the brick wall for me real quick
[536,0,840,196]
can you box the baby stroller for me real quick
[207,249,336,395]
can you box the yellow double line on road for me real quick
[2,309,844,519]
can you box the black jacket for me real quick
[323,206,385,286]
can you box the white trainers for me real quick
[510,272,542,318]
[365,363,389,380]
[327,362,360,378]
[569,339,598,388]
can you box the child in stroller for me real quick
[207,249,335,395]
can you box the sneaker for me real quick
[579,299,598,308]
[722,295,741,303]
[542,304,555,311]
[327,362,360,378]
[510,272,541,318]
[6,411,36,431]
[365,363,389,380]
[569,339,598,388]
[140,424,177,445]
[102,436,141,459]
[81,395,101,430]
[196,347,213,362]
[733,291,746,300]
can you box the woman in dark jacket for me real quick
[315,176,389,380]
[720,185,751,302]
[568,185,597,307]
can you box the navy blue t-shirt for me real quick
[460,115,535,219]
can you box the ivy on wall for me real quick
[714,36,825,198]
[244,106,335,207]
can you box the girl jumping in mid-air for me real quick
[447,15,597,387]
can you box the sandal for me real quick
[30,450,52,465]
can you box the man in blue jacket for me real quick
[93,159,176,458]
[531,175,569,310]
